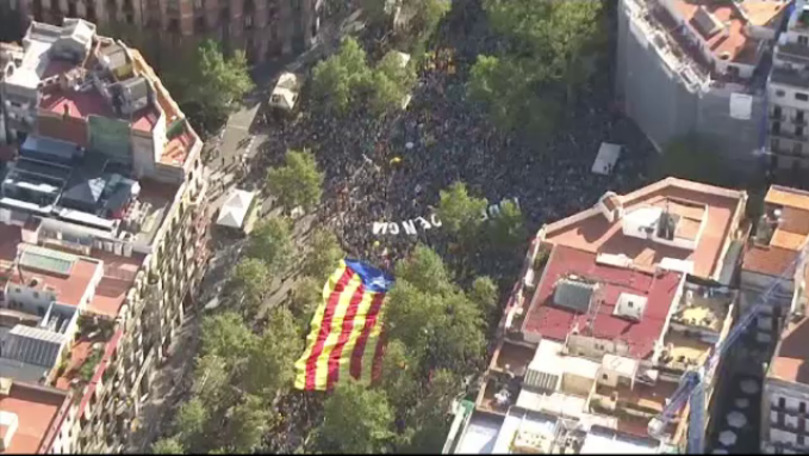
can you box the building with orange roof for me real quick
[444,178,747,454]
[616,0,790,175]
[745,184,809,454]
[0,18,211,453]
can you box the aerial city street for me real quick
[0,0,808,454]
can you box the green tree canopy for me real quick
[200,312,257,363]
[224,394,274,453]
[242,307,300,400]
[311,37,372,115]
[470,1,605,136]
[230,258,272,315]
[302,229,344,281]
[436,182,488,241]
[469,276,499,322]
[486,200,528,251]
[175,398,208,451]
[246,216,295,273]
[394,244,454,295]
[266,150,325,214]
[152,437,185,454]
[315,380,395,453]
[289,276,324,333]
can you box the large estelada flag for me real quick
[294,259,395,391]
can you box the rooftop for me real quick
[0,380,69,454]
[543,177,746,279]
[668,281,734,333]
[8,244,101,308]
[744,185,809,276]
[523,245,682,359]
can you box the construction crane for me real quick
[648,237,809,453]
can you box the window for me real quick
[33,291,39,299]
[774,106,782,119]
[245,15,253,27]
[776,89,786,97]
[779,397,786,409]
[773,121,781,135]
[800,35,809,46]
[800,402,806,414]
[797,127,804,138]
[37,306,44,316]
[14,288,20,294]
[796,92,809,101]
[602,374,608,381]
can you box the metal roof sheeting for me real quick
[4,325,66,368]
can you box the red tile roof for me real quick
[9,251,100,308]
[0,381,69,454]
[35,114,89,149]
[523,245,682,359]
[543,177,745,279]
[86,248,143,318]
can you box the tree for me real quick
[246,216,295,273]
[363,0,397,28]
[400,370,458,453]
[186,40,254,131]
[395,245,454,295]
[230,258,272,314]
[289,276,323,332]
[403,0,451,45]
[310,37,372,115]
[486,200,527,251]
[302,229,344,281]
[242,307,300,400]
[469,276,498,321]
[266,150,325,214]
[200,312,257,362]
[436,182,488,241]
[175,398,208,447]
[224,394,274,453]
[365,51,417,116]
[192,354,233,410]
[152,437,185,454]
[471,1,605,135]
[315,380,394,454]
[377,339,420,415]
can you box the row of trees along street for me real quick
[139,0,693,453]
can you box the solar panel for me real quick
[19,245,77,276]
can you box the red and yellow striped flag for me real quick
[294,259,395,391]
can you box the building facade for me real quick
[768,0,809,171]
[0,18,210,453]
[616,0,789,177]
[7,0,323,63]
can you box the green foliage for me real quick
[378,340,420,413]
[486,200,528,251]
[289,276,324,333]
[397,0,451,49]
[230,258,272,315]
[267,150,325,213]
[246,216,295,273]
[386,246,486,375]
[187,40,254,128]
[399,370,458,452]
[152,437,185,454]
[654,135,731,187]
[78,349,103,382]
[471,0,605,135]
[469,276,498,321]
[311,37,372,115]
[225,394,274,453]
[315,380,395,454]
[242,307,300,399]
[437,182,488,241]
[363,0,396,26]
[200,312,257,361]
[175,398,208,449]
[310,38,416,117]
[302,229,344,281]
[192,354,232,409]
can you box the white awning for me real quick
[592,142,622,175]
[216,189,256,229]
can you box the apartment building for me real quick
[616,0,789,176]
[767,0,809,171]
[0,18,210,453]
[743,185,809,454]
[443,178,749,454]
[9,0,323,63]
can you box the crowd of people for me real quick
[251,13,657,279]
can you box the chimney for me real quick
[0,411,19,451]
[62,104,69,120]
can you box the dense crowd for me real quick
[252,21,656,277]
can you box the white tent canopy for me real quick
[269,72,300,111]
[592,142,622,175]
[216,189,256,229]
